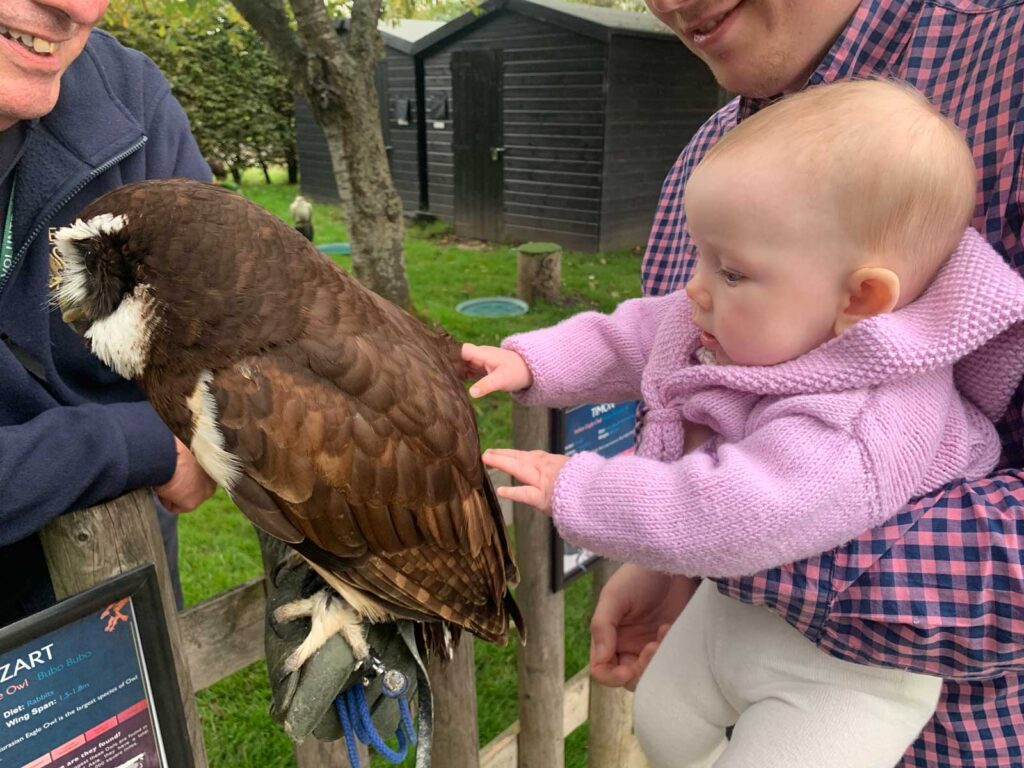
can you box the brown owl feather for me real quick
[51,179,523,652]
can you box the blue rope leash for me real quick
[334,667,417,765]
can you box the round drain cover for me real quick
[455,297,529,317]
[317,242,351,256]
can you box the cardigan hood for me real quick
[639,228,1024,460]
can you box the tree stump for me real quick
[516,242,562,304]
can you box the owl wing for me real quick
[207,342,516,643]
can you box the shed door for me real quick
[452,49,503,241]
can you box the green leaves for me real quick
[103,3,295,183]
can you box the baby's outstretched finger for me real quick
[469,375,498,398]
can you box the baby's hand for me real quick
[462,343,533,397]
[482,448,569,515]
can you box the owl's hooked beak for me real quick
[61,304,86,324]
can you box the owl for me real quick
[51,179,523,668]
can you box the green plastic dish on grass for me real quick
[455,297,529,317]
[317,242,351,256]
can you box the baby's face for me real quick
[684,154,855,366]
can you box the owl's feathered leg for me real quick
[273,589,369,672]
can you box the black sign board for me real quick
[549,401,638,591]
[0,566,193,768]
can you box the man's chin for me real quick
[710,60,817,100]
[0,86,60,129]
[711,69,784,100]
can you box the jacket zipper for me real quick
[0,137,148,297]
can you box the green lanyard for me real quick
[0,177,14,282]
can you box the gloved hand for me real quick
[258,531,423,744]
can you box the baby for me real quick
[463,80,1024,767]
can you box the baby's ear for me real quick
[833,267,900,336]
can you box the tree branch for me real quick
[229,0,306,87]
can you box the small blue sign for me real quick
[562,401,638,459]
[551,401,638,590]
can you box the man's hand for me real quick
[462,343,533,397]
[481,448,569,515]
[155,437,216,513]
[590,564,698,691]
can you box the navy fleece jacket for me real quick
[0,31,208,545]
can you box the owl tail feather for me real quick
[505,593,527,645]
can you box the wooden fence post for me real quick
[39,489,209,767]
[294,735,368,766]
[587,560,647,768]
[512,401,565,768]
[428,637,480,768]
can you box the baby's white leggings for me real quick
[633,581,942,768]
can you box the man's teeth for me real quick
[697,15,725,34]
[0,25,58,55]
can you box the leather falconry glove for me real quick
[260,532,424,745]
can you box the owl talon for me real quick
[274,589,369,673]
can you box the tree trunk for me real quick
[231,0,411,308]
[286,142,299,184]
[321,118,355,218]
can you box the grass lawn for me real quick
[181,172,643,767]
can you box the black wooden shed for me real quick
[416,0,721,251]
[295,19,443,212]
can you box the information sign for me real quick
[0,566,193,768]
[549,401,638,591]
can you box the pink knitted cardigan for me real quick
[503,229,1024,577]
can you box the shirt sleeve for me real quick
[818,466,1024,681]
[501,292,683,407]
[0,401,176,545]
[550,412,891,577]
[727,384,1024,680]
[550,375,972,578]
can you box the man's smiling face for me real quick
[642,0,861,98]
[0,1,109,130]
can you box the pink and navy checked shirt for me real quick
[641,0,1024,765]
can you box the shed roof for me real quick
[415,0,675,53]
[379,19,445,53]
